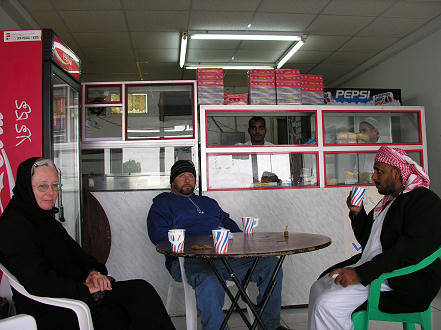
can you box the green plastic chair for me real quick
[352,245,441,330]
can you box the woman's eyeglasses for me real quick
[32,183,62,192]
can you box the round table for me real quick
[156,232,331,329]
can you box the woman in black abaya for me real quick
[0,157,175,330]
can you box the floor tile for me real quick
[171,291,441,330]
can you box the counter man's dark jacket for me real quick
[325,187,441,313]
[0,158,106,324]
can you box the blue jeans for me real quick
[169,257,282,330]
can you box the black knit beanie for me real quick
[170,160,196,183]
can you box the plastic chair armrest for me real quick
[368,246,441,313]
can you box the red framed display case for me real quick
[206,151,319,191]
[200,105,427,192]
[324,149,424,188]
[81,80,198,191]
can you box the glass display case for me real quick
[206,111,317,146]
[207,152,318,190]
[323,110,421,145]
[81,81,198,191]
[325,150,423,186]
[82,146,194,190]
[200,105,426,191]
[126,84,194,139]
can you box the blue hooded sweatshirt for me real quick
[147,192,241,270]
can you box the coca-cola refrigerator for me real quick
[0,29,82,240]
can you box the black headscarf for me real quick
[1,157,58,221]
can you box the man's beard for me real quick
[375,179,396,196]
[179,185,194,196]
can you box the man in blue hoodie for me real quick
[147,160,285,330]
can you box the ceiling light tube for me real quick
[179,32,188,68]
[276,40,304,69]
[190,32,301,41]
[186,64,275,70]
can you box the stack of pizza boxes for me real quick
[301,74,324,104]
[248,69,276,104]
[197,68,224,105]
[275,69,302,104]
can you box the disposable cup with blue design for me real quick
[350,187,366,207]
[242,217,259,235]
[212,228,230,254]
[168,229,185,253]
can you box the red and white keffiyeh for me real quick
[373,146,430,217]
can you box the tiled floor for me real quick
[171,290,441,329]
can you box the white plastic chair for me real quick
[0,314,37,330]
[0,263,94,330]
[166,257,253,330]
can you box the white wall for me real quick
[339,22,441,196]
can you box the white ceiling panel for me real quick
[135,48,179,63]
[323,51,377,64]
[188,39,241,50]
[311,62,358,75]
[61,11,127,32]
[300,35,350,51]
[122,0,190,11]
[382,1,441,19]
[252,13,316,31]
[126,11,188,32]
[193,0,260,11]
[131,32,180,49]
[189,11,254,30]
[322,0,396,16]
[82,61,138,73]
[73,32,132,49]
[239,40,292,51]
[357,17,426,37]
[17,0,52,12]
[290,50,334,64]
[187,49,240,62]
[82,49,136,61]
[234,49,283,62]
[259,0,328,14]
[340,36,399,52]
[51,0,122,10]
[306,15,374,35]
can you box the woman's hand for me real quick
[347,192,363,216]
[84,271,112,294]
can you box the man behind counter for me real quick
[147,160,287,330]
[239,116,280,184]
[244,116,273,145]
[308,146,441,330]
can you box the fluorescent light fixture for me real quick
[186,64,274,70]
[179,32,188,68]
[190,31,301,41]
[179,31,306,70]
[276,40,304,69]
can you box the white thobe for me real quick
[308,200,395,330]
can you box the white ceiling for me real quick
[2,0,441,86]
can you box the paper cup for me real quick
[242,217,259,235]
[168,229,185,253]
[212,229,230,254]
[350,187,366,207]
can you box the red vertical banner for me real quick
[0,30,44,214]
